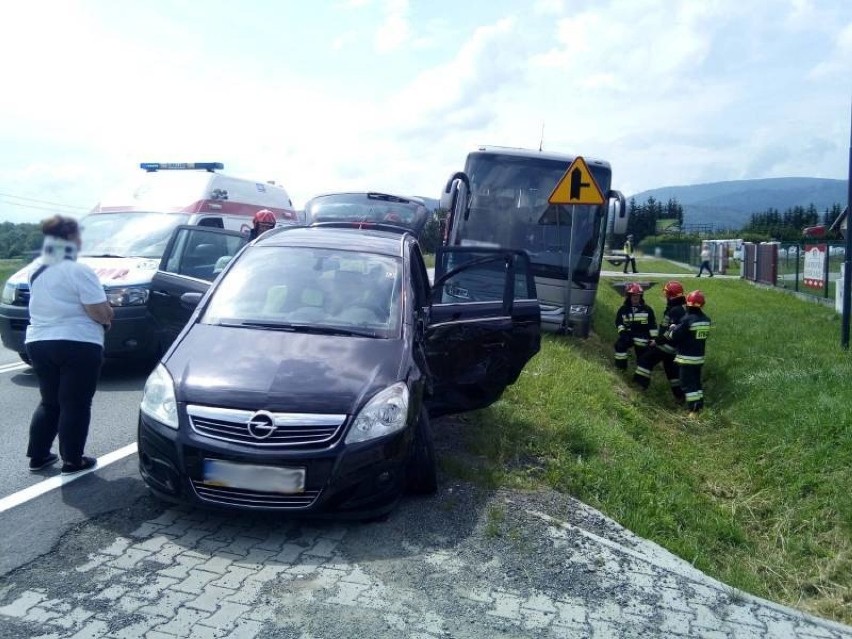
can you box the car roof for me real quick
[254,225,408,258]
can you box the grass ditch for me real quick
[445,275,851,623]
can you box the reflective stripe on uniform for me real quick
[614,352,629,360]
[675,355,705,365]
[659,344,676,354]
[633,338,649,346]
[685,390,703,401]
[669,378,681,387]
[635,367,651,378]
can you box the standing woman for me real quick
[25,215,114,474]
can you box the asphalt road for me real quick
[0,351,850,638]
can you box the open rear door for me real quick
[424,247,540,417]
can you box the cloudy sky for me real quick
[0,0,849,222]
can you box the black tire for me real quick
[408,407,438,495]
[19,352,31,366]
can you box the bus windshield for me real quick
[79,212,191,259]
[462,153,612,282]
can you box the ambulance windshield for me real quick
[80,212,191,259]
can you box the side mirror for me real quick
[608,190,628,235]
[180,291,204,310]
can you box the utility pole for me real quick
[842,95,852,349]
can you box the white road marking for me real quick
[0,362,29,375]
[0,442,138,514]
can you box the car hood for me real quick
[165,324,406,414]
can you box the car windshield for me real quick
[305,193,429,234]
[80,212,191,258]
[202,246,403,339]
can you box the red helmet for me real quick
[625,282,643,295]
[663,281,684,298]
[253,209,276,226]
[686,290,706,308]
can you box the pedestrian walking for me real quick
[697,243,713,277]
[633,280,687,401]
[665,290,711,418]
[25,215,114,474]
[614,282,656,370]
[622,234,638,274]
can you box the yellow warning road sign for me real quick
[548,156,605,205]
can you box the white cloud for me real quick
[533,0,564,15]
[374,0,412,53]
[0,0,849,223]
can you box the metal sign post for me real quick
[841,97,852,348]
[564,205,577,333]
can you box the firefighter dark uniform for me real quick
[633,280,687,400]
[666,290,711,416]
[614,283,656,370]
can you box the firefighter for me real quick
[613,282,657,370]
[665,290,711,417]
[633,280,687,401]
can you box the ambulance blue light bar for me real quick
[140,162,224,172]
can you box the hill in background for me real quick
[628,177,847,230]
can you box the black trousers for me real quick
[614,333,646,370]
[680,363,704,411]
[623,257,637,274]
[633,347,685,399]
[697,261,713,276]
[26,340,103,464]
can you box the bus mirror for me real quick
[608,190,628,235]
[439,180,457,212]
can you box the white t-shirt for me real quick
[701,248,710,261]
[25,260,108,346]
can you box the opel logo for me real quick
[247,410,277,440]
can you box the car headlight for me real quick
[106,286,149,306]
[345,382,409,444]
[1,283,15,305]
[140,364,178,429]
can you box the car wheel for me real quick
[408,407,437,495]
[19,352,31,366]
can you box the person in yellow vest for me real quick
[622,234,638,274]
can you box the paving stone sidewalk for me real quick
[1,486,850,639]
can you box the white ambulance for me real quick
[0,162,297,364]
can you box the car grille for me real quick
[186,404,347,449]
[191,481,321,509]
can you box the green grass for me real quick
[0,260,25,286]
[423,253,435,268]
[631,256,695,274]
[447,276,852,624]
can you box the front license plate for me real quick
[202,459,305,494]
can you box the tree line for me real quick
[624,197,845,246]
[0,222,42,259]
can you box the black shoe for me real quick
[29,453,59,472]
[61,456,97,475]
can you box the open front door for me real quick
[424,247,540,417]
[148,225,247,351]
